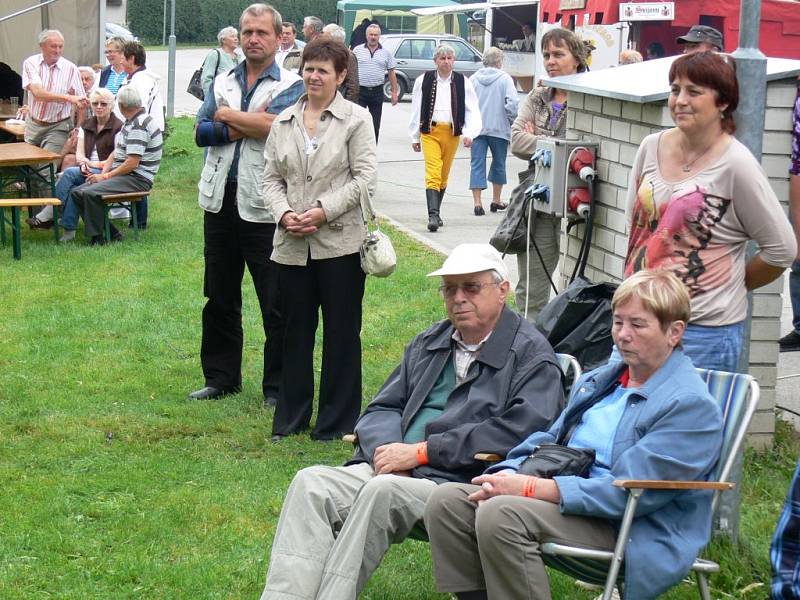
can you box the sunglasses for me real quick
[91,102,109,107]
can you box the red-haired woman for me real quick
[625,51,796,371]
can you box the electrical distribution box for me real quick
[525,138,598,218]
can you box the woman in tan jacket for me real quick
[263,38,378,441]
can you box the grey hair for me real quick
[89,87,115,104]
[489,269,506,284]
[322,23,346,43]
[78,66,95,76]
[482,47,503,68]
[116,85,142,109]
[240,4,283,35]
[217,26,238,45]
[304,16,324,33]
[366,23,382,33]
[38,29,64,45]
[433,43,455,59]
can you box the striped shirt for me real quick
[352,43,396,87]
[104,68,127,96]
[21,54,85,122]
[113,109,163,182]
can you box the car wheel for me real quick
[383,79,405,103]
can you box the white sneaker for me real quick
[59,229,76,242]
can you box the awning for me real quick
[412,0,536,15]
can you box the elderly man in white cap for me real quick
[261,243,564,600]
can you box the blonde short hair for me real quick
[612,270,691,330]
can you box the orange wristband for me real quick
[416,442,429,465]
[523,476,537,498]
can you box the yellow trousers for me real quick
[421,123,460,191]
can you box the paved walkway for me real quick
[149,48,800,428]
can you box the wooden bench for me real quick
[0,198,61,259]
[100,192,147,242]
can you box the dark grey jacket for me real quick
[347,306,564,483]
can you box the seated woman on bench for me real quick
[27,88,123,241]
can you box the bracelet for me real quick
[416,442,428,465]
[523,476,537,498]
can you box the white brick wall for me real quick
[561,77,797,446]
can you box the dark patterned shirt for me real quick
[790,80,800,177]
[772,461,800,599]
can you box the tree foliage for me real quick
[128,0,338,44]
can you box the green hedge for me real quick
[128,0,338,44]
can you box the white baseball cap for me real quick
[427,243,509,281]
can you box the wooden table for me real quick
[0,142,61,257]
[0,121,24,141]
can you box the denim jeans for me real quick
[57,166,99,231]
[681,320,745,372]
[469,135,508,190]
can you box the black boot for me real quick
[437,188,446,227]
[426,188,439,232]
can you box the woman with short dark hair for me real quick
[263,38,377,441]
[625,51,796,371]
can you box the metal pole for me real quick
[722,0,767,543]
[98,0,106,64]
[167,0,176,118]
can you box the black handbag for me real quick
[186,50,220,101]
[517,443,596,478]
[489,165,536,255]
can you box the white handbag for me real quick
[358,181,396,277]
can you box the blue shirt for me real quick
[195,60,304,182]
[772,460,800,599]
[568,384,630,478]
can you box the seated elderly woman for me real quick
[424,269,724,600]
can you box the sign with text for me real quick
[559,0,586,9]
[619,2,674,21]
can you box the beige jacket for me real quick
[263,92,377,266]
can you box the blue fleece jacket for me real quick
[469,67,519,141]
[489,350,723,599]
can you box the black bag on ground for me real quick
[489,165,535,255]
[536,276,617,371]
[518,443,596,478]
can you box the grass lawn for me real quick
[0,118,797,599]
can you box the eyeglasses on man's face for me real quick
[439,281,499,298]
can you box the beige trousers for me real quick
[261,462,436,600]
[425,482,616,599]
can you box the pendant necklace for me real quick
[682,141,715,173]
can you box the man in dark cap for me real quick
[677,25,724,53]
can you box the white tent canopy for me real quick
[1,0,101,76]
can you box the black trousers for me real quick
[358,85,384,142]
[272,252,365,439]
[201,181,282,399]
